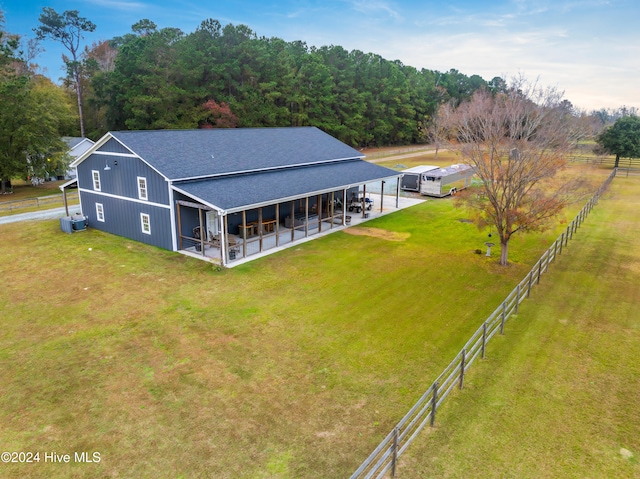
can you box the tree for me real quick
[34,8,96,137]
[596,115,640,167]
[441,78,581,265]
[199,100,238,128]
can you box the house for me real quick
[62,127,404,266]
[60,137,95,179]
[400,164,474,197]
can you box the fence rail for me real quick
[350,168,617,479]
[0,192,78,214]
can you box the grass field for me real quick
[0,164,629,478]
[397,177,640,478]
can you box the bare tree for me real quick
[440,77,583,265]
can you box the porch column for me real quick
[342,189,347,226]
[177,202,183,250]
[219,214,225,264]
[258,207,263,252]
[198,208,205,256]
[242,210,247,258]
[62,189,69,216]
[396,178,400,208]
[276,203,280,247]
[380,181,385,213]
[222,214,229,265]
[330,192,335,229]
[317,194,322,232]
[304,197,309,237]
[362,184,367,218]
[290,200,295,242]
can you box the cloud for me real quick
[86,0,148,11]
[347,0,402,20]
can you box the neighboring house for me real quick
[63,127,403,266]
[62,137,95,179]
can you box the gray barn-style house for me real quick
[65,127,403,266]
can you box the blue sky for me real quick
[2,0,638,111]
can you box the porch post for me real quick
[62,188,69,216]
[177,202,183,250]
[342,189,347,225]
[317,194,322,232]
[362,184,367,218]
[305,197,309,237]
[198,208,205,256]
[276,203,280,247]
[396,178,400,208]
[258,207,263,252]
[242,210,247,258]
[219,214,224,264]
[380,181,385,213]
[291,200,295,242]
[222,214,229,265]
[330,192,335,229]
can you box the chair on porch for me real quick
[209,231,221,248]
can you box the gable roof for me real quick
[109,127,365,181]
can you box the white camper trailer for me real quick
[401,164,474,197]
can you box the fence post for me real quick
[391,426,399,478]
[459,349,466,389]
[430,381,438,427]
[500,302,506,334]
[481,323,487,359]
[559,233,564,255]
[527,271,533,298]
[565,226,570,246]
[515,284,520,314]
[537,260,543,284]
[552,240,558,263]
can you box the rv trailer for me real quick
[401,164,474,197]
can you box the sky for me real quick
[2,0,638,112]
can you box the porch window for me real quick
[137,176,148,200]
[92,170,101,191]
[140,213,151,235]
[96,203,105,222]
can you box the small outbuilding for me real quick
[401,164,474,197]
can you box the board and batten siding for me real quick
[81,191,173,250]
[77,147,174,251]
[98,137,133,155]
[77,153,170,205]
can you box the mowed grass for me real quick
[397,177,640,478]
[0,165,616,478]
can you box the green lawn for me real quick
[397,177,640,478]
[0,166,628,478]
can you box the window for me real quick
[140,213,151,235]
[92,170,101,191]
[96,203,105,222]
[137,176,148,201]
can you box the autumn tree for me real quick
[34,8,96,137]
[440,78,582,265]
[199,100,238,128]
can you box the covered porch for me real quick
[175,180,414,267]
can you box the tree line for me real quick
[80,18,500,145]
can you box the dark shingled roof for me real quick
[174,159,401,213]
[110,127,364,180]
